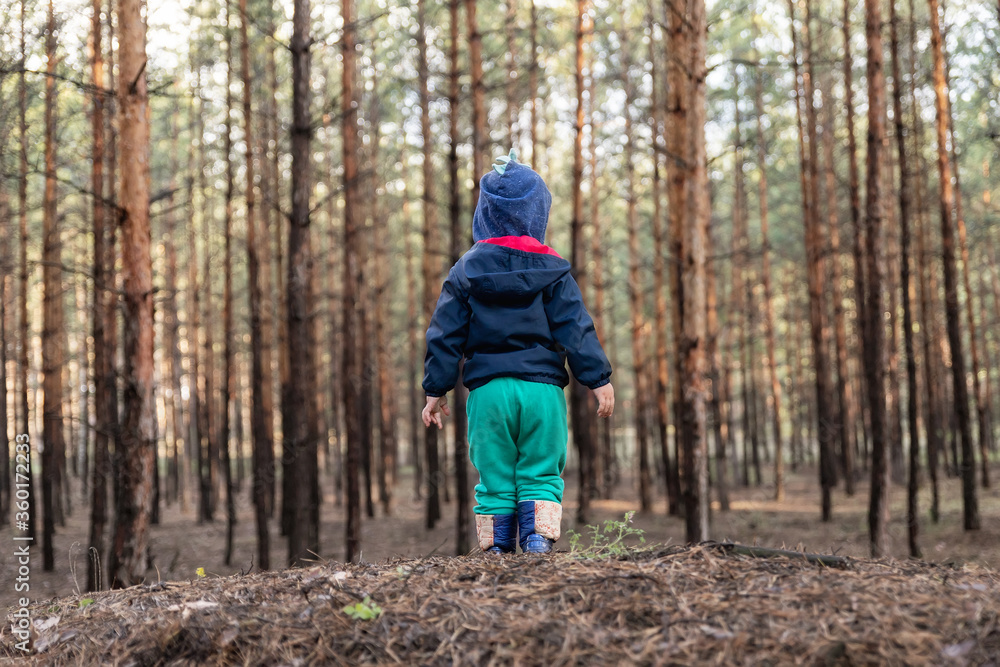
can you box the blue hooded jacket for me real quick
[423,162,612,397]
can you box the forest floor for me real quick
[1,461,999,663]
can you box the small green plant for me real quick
[78,598,95,609]
[342,597,382,621]
[567,511,645,558]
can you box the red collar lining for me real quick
[479,236,562,258]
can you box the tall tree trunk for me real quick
[286,0,320,565]
[466,0,485,218]
[669,0,710,542]
[41,0,64,573]
[907,0,941,523]
[529,0,538,168]
[17,0,35,542]
[818,16,856,497]
[862,0,890,558]
[751,42,785,502]
[844,0,866,484]
[448,0,471,554]
[418,0,442,531]
[342,0,363,562]
[621,27,651,513]
[89,0,116,590]
[109,0,156,588]
[504,0,518,149]
[195,64,216,525]
[240,0,270,571]
[706,207,729,512]
[944,70,991,488]
[649,22,677,511]
[927,0,980,531]
[570,0,595,523]
[164,106,184,509]
[791,0,835,520]
[221,1,237,567]
[588,93,614,497]
[890,0,921,559]
[402,168,422,502]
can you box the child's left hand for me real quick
[422,395,451,429]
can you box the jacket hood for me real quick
[462,243,570,301]
[472,161,552,243]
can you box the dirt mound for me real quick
[2,543,998,665]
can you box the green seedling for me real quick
[567,511,646,559]
[342,597,382,621]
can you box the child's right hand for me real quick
[592,384,615,418]
[422,395,451,429]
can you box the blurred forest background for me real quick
[0,0,999,596]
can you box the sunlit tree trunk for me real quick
[109,0,156,588]
[927,0,979,531]
[41,0,64,572]
[286,0,320,565]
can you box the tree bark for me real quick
[751,46,785,502]
[843,0,866,488]
[417,0,442,531]
[890,0,921,560]
[790,0,835,520]
[668,0,710,542]
[448,0,471,554]
[818,16,856,497]
[620,26,651,513]
[109,0,156,588]
[41,0,64,573]
[89,0,117,590]
[907,0,942,523]
[648,18,677,512]
[467,0,485,217]
[927,0,979,531]
[17,0,35,542]
[861,0,890,558]
[568,0,596,523]
[342,0,363,563]
[286,0,321,565]
[240,0,271,571]
[221,1,237,567]
[529,0,538,168]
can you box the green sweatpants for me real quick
[467,377,568,515]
